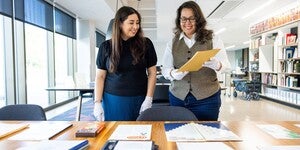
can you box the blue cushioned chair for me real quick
[0,104,47,120]
[136,106,198,121]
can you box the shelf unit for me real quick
[249,5,300,107]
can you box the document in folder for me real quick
[178,49,220,72]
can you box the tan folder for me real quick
[178,49,220,72]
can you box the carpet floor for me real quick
[49,99,96,121]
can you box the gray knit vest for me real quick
[170,35,220,100]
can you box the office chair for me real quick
[0,104,47,120]
[152,84,170,106]
[136,106,198,121]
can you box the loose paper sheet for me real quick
[178,49,220,72]
[109,125,152,141]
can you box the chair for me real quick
[152,84,170,106]
[0,104,47,120]
[136,106,198,121]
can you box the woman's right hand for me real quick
[93,102,104,121]
[171,69,189,80]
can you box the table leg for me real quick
[76,95,83,121]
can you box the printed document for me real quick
[164,122,241,142]
[109,124,152,141]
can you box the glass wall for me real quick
[0,0,78,108]
[24,24,49,106]
[0,15,7,107]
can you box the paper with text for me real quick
[109,124,152,141]
[164,122,241,142]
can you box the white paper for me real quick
[8,122,72,140]
[16,140,88,150]
[257,145,300,150]
[177,142,233,150]
[109,125,152,141]
[257,124,300,139]
[114,141,152,150]
[165,123,241,142]
[0,123,29,138]
[294,124,300,128]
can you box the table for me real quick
[46,86,94,121]
[0,121,300,150]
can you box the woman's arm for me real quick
[146,65,157,97]
[94,69,107,102]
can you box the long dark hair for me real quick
[174,1,213,43]
[109,6,145,73]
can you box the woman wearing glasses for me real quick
[162,1,231,121]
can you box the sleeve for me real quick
[213,36,232,73]
[161,39,175,81]
[96,40,109,70]
[145,38,157,68]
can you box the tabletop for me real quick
[0,121,300,150]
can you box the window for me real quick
[25,23,49,107]
[0,15,7,107]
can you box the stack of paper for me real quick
[164,122,241,142]
[104,124,153,150]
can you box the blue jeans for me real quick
[169,90,221,121]
[102,92,144,121]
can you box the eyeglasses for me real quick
[180,17,196,23]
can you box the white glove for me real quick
[203,57,222,71]
[93,102,104,121]
[170,69,189,80]
[139,96,153,114]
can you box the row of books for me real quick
[263,87,300,105]
[262,73,277,85]
[278,47,299,60]
[277,75,300,88]
[249,5,300,35]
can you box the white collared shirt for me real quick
[162,32,231,80]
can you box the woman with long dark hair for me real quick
[93,6,157,121]
[162,1,231,121]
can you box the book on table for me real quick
[164,122,241,142]
[76,122,105,137]
[0,123,29,139]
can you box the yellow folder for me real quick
[178,49,220,72]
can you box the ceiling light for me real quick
[215,28,226,35]
[242,0,275,19]
[225,45,236,50]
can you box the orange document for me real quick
[178,49,220,72]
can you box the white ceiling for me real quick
[54,0,297,51]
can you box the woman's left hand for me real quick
[139,96,153,114]
[203,57,222,71]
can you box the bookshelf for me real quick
[249,5,300,107]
